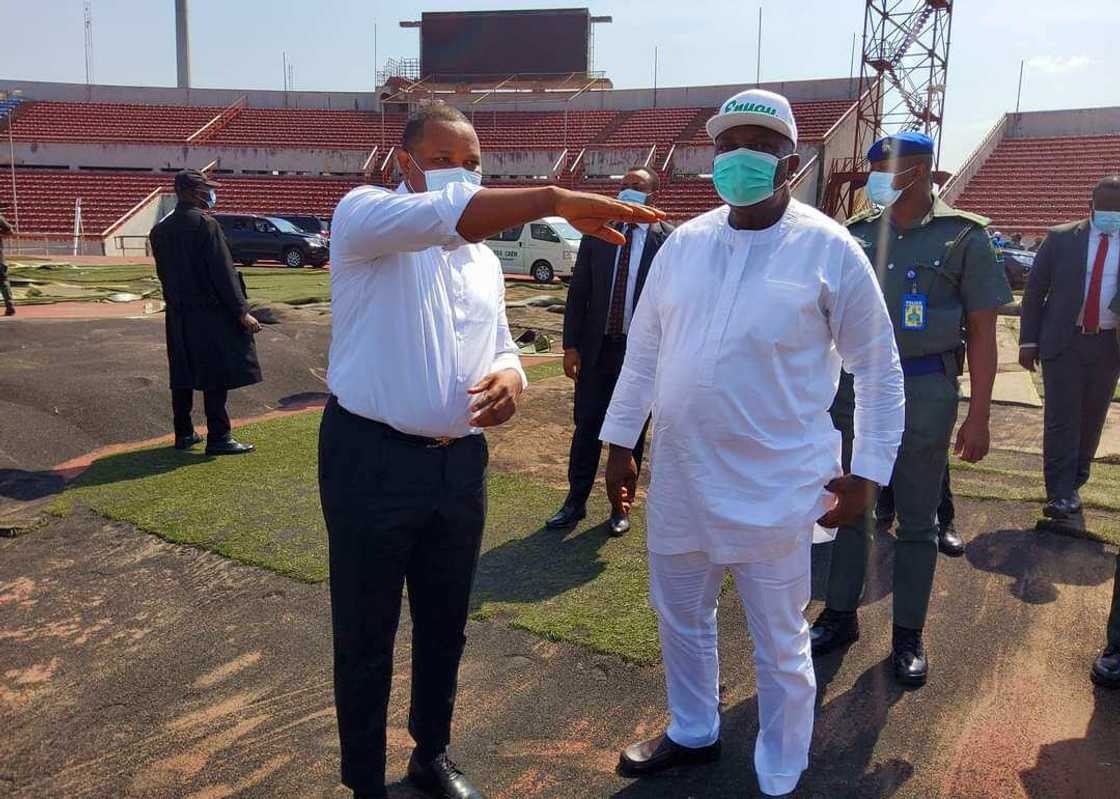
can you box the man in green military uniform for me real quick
[811,132,1011,687]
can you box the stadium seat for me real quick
[954,134,1120,236]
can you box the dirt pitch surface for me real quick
[2,315,1119,798]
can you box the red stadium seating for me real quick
[467,109,617,149]
[0,167,726,235]
[0,169,166,233]
[8,101,222,144]
[208,108,406,150]
[954,134,1120,236]
[604,107,702,148]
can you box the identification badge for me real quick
[902,293,927,330]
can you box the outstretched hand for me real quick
[817,474,875,528]
[555,190,666,245]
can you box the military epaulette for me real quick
[844,208,881,227]
[939,207,990,228]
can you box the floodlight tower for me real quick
[828,0,953,218]
[175,0,191,88]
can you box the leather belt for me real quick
[900,353,946,377]
[373,420,460,449]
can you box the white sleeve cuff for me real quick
[433,181,485,245]
[599,417,643,450]
[1019,343,1038,348]
[850,449,896,487]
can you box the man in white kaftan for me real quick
[604,89,906,797]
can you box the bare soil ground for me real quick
[2,312,1119,798]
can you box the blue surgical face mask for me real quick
[711,148,782,207]
[618,188,648,204]
[866,167,917,208]
[1094,209,1120,234]
[207,189,217,208]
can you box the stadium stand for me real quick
[0,169,372,234]
[468,109,617,149]
[603,107,704,148]
[207,108,406,150]
[0,96,24,123]
[954,135,1120,236]
[945,108,1120,238]
[0,77,864,251]
[7,101,222,144]
[0,169,164,234]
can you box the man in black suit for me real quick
[1021,175,1120,689]
[547,167,674,535]
[1019,175,1120,521]
[149,170,262,455]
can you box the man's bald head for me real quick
[1093,175,1120,212]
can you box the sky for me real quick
[2,0,1119,171]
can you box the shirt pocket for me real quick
[735,277,820,352]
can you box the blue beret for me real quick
[868,132,934,162]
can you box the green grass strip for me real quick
[50,409,663,663]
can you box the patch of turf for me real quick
[949,449,1120,546]
[524,359,565,382]
[50,409,663,663]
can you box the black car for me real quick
[275,214,330,238]
[214,213,329,268]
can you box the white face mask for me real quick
[405,153,482,193]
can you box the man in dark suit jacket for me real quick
[1019,175,1120,520]
[149,170,263,455]
[546,167,673,535]
[1021,174,1120,690]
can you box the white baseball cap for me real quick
[706,88,798,146]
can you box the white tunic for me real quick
[600,200,905,564]
[327,181,526,438]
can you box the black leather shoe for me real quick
[174,432,203,450]
[205,436,255,455]
[1091,645,1120,688]
[1044,494,1082,520]
[892,625,928,687]
[546,503,586,529]
[937,521,965,557]
[609,513,631,537]
[618,733,721,777]
[810,608,859,656]
[4,305,14,316]
[407,751,482,799]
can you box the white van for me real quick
[484,216,582,283]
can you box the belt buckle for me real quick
[427,436,455,448]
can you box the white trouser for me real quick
[648,539,815,797]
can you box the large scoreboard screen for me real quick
[420,9,591,81]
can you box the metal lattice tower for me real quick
[827,0,953,218]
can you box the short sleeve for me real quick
[959,227,1012,312]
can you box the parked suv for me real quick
[275,214,330,239]
[214,213,329,268]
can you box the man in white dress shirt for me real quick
[319,102,664,799]
[602,89,905,796]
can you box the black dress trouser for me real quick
[318,397,487,795]
[1040,329,1120,501]
[171,388,231,441]
[566,336,650,508]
